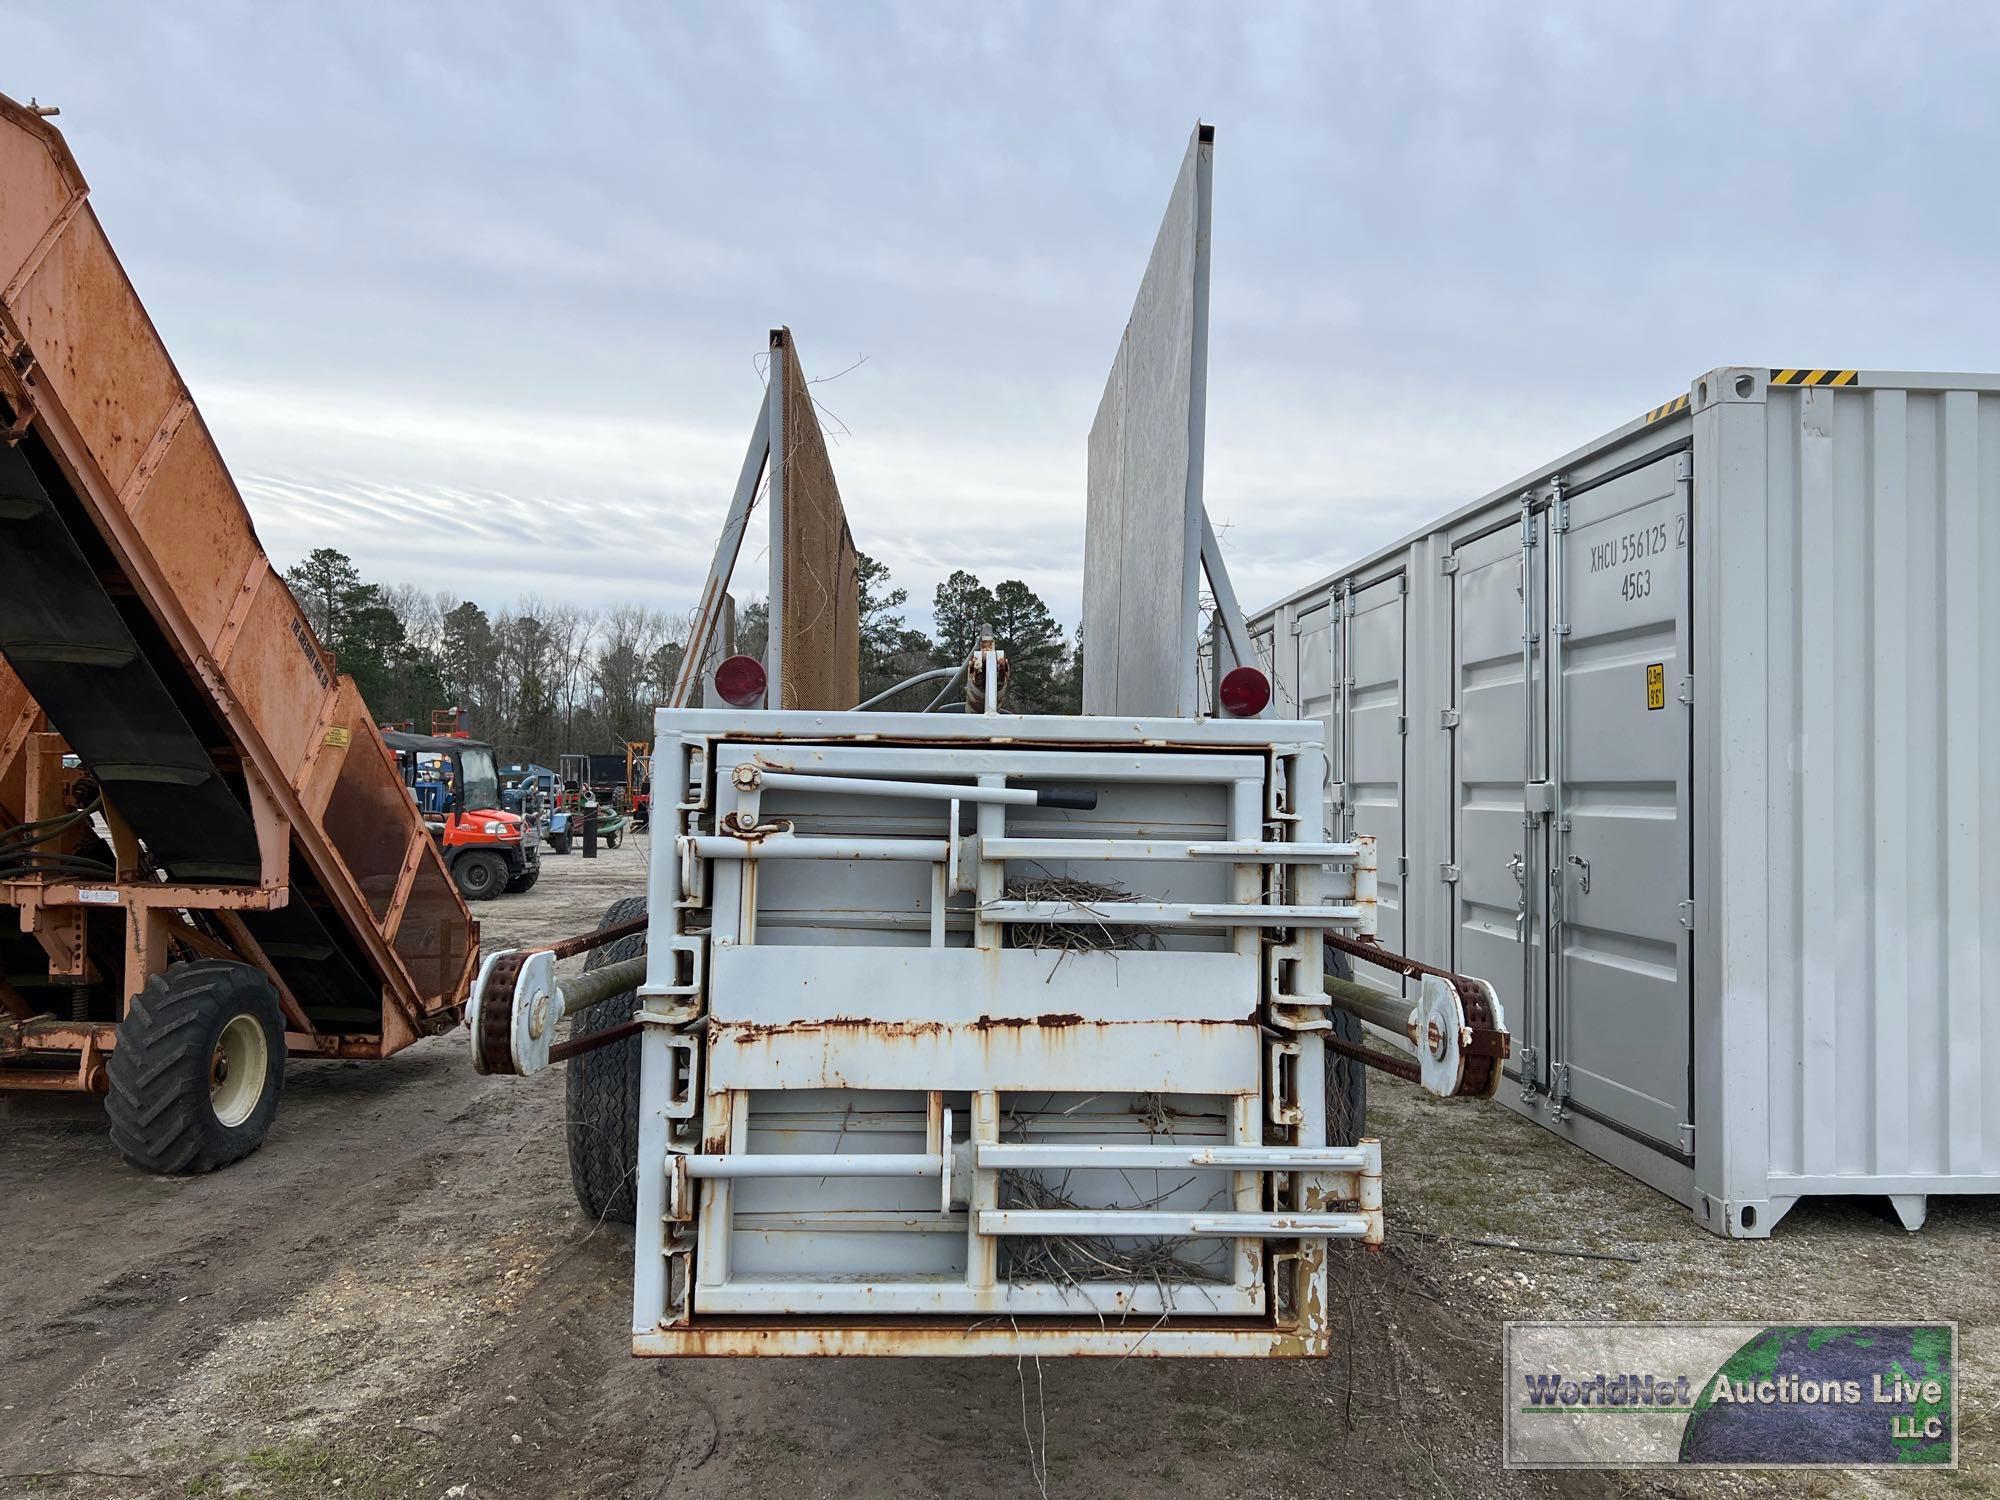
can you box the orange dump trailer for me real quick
[0,94,475,1171]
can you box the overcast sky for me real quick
[8,4,1998,636]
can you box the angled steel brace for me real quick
[1200,509,1265,715]
[670,383,772,708]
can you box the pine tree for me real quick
[931,570,998,664]
[284,547,361,644]
[930,570,1069,712]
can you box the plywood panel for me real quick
[775,330,860,710]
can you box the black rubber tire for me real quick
[105,960,286,1174]
[605,830,622,850]
[548,830,571,856]
[453,850,506,901]
[504,869,540,895]
[565,895,648,1226]
[1324,945,1369,1149]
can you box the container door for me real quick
[1343,576,1407,988]
[1450,519,1547,1094]
[1293,603,1336,725]
[1292,603,1337,844]
[1550,455,1692,1152]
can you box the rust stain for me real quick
[969,1012,1084,1031]
[721,1017,949,1042]
[632,1321,1301,1358]
[716,1014,1225,1044]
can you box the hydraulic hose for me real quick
[0,788,114,880]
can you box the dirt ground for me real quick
[2,834,1992,1499]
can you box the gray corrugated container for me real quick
[1249,366,1999,1237]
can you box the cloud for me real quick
[11,2,2000,642]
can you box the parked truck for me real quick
[0,94,476,1171]
[464,130,1506,1358]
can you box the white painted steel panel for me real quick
[1345,576,1408,987]
[1553,457,1691,1149]
[707,946,1257,1092]
[1294,603,1336,723]
[1451,519,1547,1093]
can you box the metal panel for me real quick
[1451,519,1546,1094]
[1294,604,1335,722]
[1697,370,2000,1236]
[1550,457,1691,1149]
[1083,125,1212,717]
[1343,577,1407,988]
[707,947,1257,1093]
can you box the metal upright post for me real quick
[1545,475,1571,1121]
[1518,490,1541,1104]
[765,329,788,709]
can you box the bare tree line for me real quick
[286,544,1079,770]
[384,586,693,765]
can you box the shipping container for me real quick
[1249,367,2000,1237]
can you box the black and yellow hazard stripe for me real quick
[1770,368,1858,387]
[1643,393,1690,425]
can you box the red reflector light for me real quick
[715,654,768,708]
[1218,666,1271,718]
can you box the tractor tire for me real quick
[453,850,507,901]
[565,895,648,1226]
[105,960,286,1174]
[1324,945,1369,1149]
[504,869,540,895]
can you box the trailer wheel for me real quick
[504,868,540,895]
[605,829,622,850]
[453,850,507,901]
[105,960,286,1174]
[1324,947,1368,1149]
[566,895,647,1226]
[548,830,571,855]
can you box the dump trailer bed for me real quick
[0,94,474,1164]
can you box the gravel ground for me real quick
[1,834,1990,1499]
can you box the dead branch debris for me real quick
[1001,876,1159,953]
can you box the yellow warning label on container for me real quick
[1769,368,1858,387]
[323,725,352,748]
[1646,663,1666,710]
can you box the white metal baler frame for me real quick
[616,707,1374,1357]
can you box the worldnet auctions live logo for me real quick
[1503,1322,1956,1469]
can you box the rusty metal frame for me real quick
[0,94,477,1096]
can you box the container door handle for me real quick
[1567,853,1590,893]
